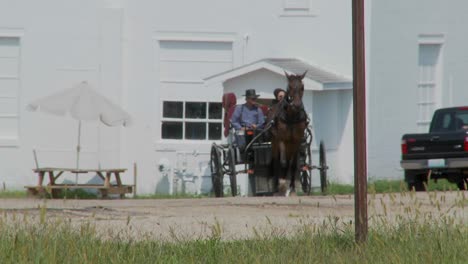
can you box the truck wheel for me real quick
[457,178,468,190]
[405,170,427,192]
[408,180,426,192]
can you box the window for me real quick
[417,42,442,132]
[0,36,20,145]
[431,110,468,132]
[161,101,223,140]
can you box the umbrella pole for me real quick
[98,122,101,169]
[76,120,82,185]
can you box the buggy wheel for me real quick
[210,144,224,197]
[228,147,237,196]
[319,141,328,194]
[300,144,312,195]
[300,171,311,195]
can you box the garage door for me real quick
[159,40,233,82]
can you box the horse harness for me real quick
[275,100,309,125]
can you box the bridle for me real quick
[273,90,307,125]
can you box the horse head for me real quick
[284,71,306,110]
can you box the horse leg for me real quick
[272,157,285,196]
[291,156,300,196]
[279,142,287,169]
[286,156,298,197]
[275,165,288,196]
[276,142,288,196]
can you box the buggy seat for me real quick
[222,93,237,137]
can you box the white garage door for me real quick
[159,40,232,83]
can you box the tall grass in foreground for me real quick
[1,217,468,263]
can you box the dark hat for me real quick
[243,89,260,99]
[273,88,286,99]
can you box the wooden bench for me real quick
[26,167,132,198]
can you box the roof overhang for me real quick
[204,58,352,91]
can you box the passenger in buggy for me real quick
[230,89,265,149]
[266,88,286,119]
[272,88,286,105]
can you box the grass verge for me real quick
[323,179,459,195]
[0,191,27,199]
[0,179,461,198]
[0,217,467,263]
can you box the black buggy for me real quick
[209,124,328,197]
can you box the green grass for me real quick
[56,189,99,199]
[0,179,461,198]
[0,190,27,198]
[322,182,355,195]
[2,181,468,263]
[322,179,459,195]
[134,193,207,199]
[1,217,468,263]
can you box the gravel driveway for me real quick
[2,191,467,241]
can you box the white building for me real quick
[0,0,356,194]
[367,1,468,181]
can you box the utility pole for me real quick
[352,0,368,243]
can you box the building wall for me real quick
[0,0,353,193]
[368,1,468,180]
[0,1,125,188]
[123,0,353,194]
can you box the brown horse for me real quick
[267,71,308,196]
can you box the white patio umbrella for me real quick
[27,81,131,176]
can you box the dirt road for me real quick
[2,192,468,240]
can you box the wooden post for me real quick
[104,172,111,188]
[352,0,368,243]
[38,171,45,187]
[133,162,137,197]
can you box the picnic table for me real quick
[25,167,133,198]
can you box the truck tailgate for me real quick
[402,131,468,160]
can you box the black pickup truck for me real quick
[401,107,468,191]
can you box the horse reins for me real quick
[276,97,309,125]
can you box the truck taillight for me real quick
[401,139,408,154]
[464,136,468,151]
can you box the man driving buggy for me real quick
[230,89,265,147]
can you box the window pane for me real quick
[209,102,222,119]
[457,112,468,124]
[161,121,183,139]
[185,102,206,119]
[185,122,206,140]
[163,101,183,118]
[208,123,222,140]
